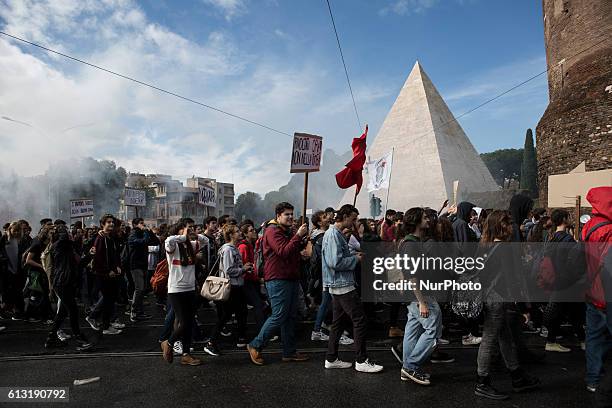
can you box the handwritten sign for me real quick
[70,199,94,218]
[198,186,216,207]
[290,133,323,173]
[125,188,146,207]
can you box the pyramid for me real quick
[339,61,499,216]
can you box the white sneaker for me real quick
[102,327,122,335]
[462,334,482,346]
[437,338,450,345]
[311,330,329,341]
[355,359,383,373]
[545,343,571,353]
[173,341,183,355]
[340,334,354,346]
[270,335,280,342]
[86,316,100,331]
[580,341,586,351]
[56,329,72,342]
[111,321,126,329]
[325,359,352,369]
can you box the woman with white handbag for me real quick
[207,224,252,353]
[160,221,207,366]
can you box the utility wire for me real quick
[325,0,362,133]
[0,31,293,137]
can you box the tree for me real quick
[480,148,523,187]
[234,192,265,224]
[520,129,538,197]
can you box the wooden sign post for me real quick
[574,195,581,240]
[290,133,323,228]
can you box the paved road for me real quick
[0,299,597,407]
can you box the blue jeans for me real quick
[403,300,441,371]
[585,302,612,385]
[249,279,299,357]
[314,290,331,331]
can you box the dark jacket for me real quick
[452,202,478,243]
[52,235,79,289]
[509,194,534,242]
[127,229,150,271]
[92,234,121,277]
[262,220,305,281]
[0,235,26,276]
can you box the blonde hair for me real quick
[222,224,240,243]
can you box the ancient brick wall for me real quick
[536,0,612,207]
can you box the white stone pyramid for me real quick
[339,61,499,216]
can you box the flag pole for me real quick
[353,185,358,206]
[384,147,395,214]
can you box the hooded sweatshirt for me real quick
[52,232,79,290]
[453,202,478,243]
[220,242,244,286]
[581,186,612,309]
[509,194,534,242]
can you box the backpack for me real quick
[150,258,169,296]
[254,235,265,279]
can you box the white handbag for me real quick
[200,257,231,301]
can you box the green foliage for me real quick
[520,129,538,196]
[235,191,266,224]
[480,148,523,186]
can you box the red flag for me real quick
[335,125,368,194]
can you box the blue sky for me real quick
[0,0,549,194]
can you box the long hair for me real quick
[481,210,513,243]
[169,222,196,266]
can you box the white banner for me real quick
[124,188,146,207]
[290,133,323,173]
[367,151,393,192]
[70,199,94,218]
[198,186,216,207]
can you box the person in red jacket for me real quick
[238,223,265,342]
[581,186,612,394]
[247,202,308,366]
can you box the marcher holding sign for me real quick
[198,186,216,207]
[70,199,94,218]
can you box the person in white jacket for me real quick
[160,221,208,366]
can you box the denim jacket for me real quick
[322,225,358,289]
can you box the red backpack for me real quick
[150,258,169,296]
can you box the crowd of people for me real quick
[0,186,610,405]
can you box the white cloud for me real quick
[202,0,247,21]
[379,0,439,16]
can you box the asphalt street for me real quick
[0,298,597,408]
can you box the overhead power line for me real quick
[0,31,293,137]
[325,0,362,133]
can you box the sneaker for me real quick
[321,322,331,331]
[545,342,571,353]
[437,338,450,345]
[173,341,183,355]
[475,381,509,400]
[586,384,597,393]
[430,351,455,364]
[181,354,202,366]
[512,372,541,392]
[220,327,232,337]
[401,367,430,385]
[391,345,402,364]
[44,319,54,325]
[325,359,352,369]
[247,344,264,366]
[462,334,482,346]
[86,316,101,331]
[523,320,539,334]
[539,327,549,338]
[56,330,72,342]
[203,341,221,357]
[282,352,309,362]
[74,334,94,351]
[111,321,126,329]
[269,335,280,342]
[44,335,66,349]
[161,340,173,363]
[355,359,383,373]
[0,326,5,333]
[27,317,41,323]
[130,314,152,322]
[311,330,329,341]
[102,327,122,335]
[236,338,248,348]
[388,326,404,338]
[580,341,586,351]
[339,334,354,345]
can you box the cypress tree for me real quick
[520,128,538,196]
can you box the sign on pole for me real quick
[70,199,94,218]
[198,186,216,207]
[290,133,323,173]
[124,188,146,207]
